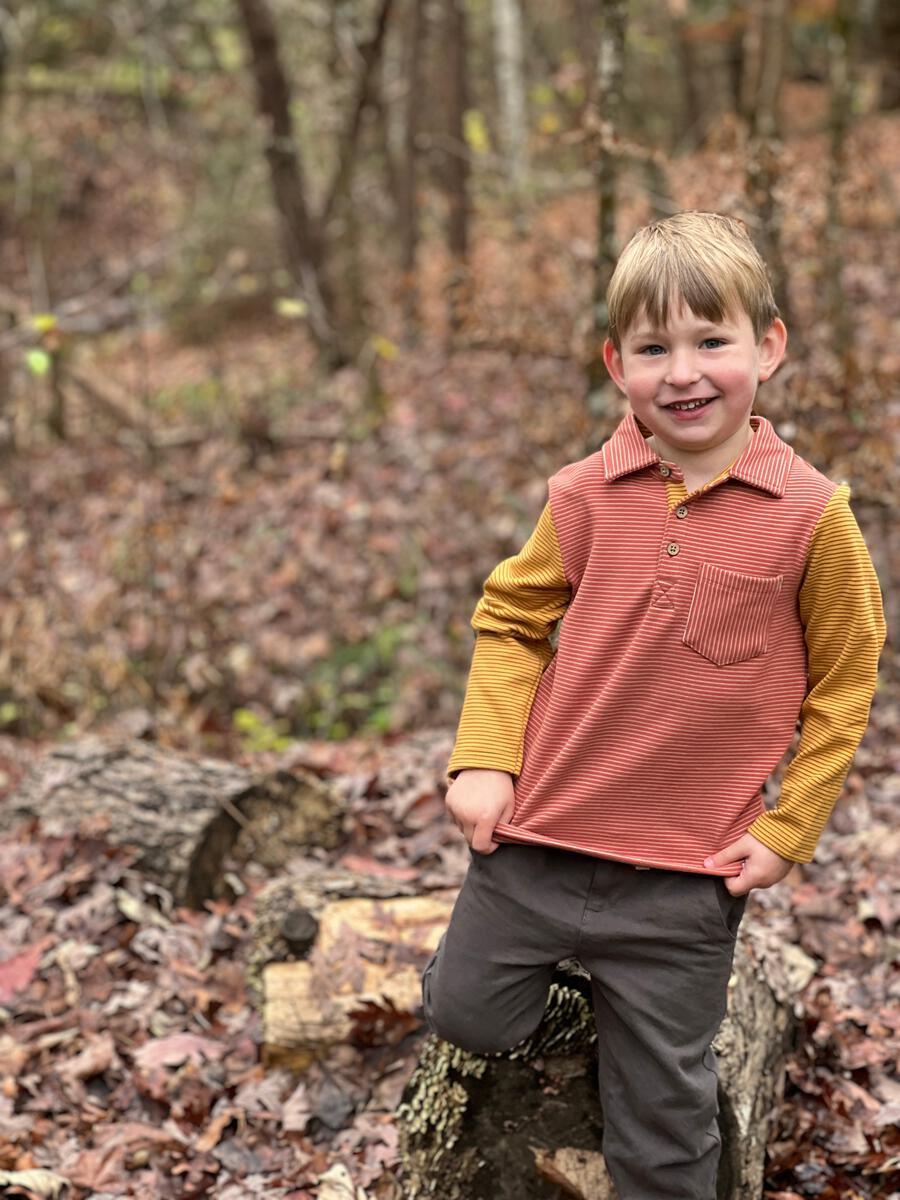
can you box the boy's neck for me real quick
[645,420,755,492]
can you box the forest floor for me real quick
[0,95,899,1199]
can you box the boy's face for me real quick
[602,300,787,462]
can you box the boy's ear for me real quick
[758,318,787,381]
[603,339,628,394]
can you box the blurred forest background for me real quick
[0,2,899,1198]
[0,0,897,754]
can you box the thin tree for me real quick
[876,0,900,108]
[824,0,855,364]
[445,0,471,336]
[398,0,427,337]
[491,0,528,208]
[233,0,342,364]
[666,0,706,149]
[742,0,792,330]
[233,0,394,366]
[587,0,627,413]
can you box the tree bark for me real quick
[321,0,395,227]
[742,0,792,328]
[233,0,343,363]
[587,0,627,416]
[398,0,427,336]
[444,0,471,335]
[824,0,855,363]
[877,0,900,108]
[0,737,344,907]
[491,0,528,202]
[667,2,706,148]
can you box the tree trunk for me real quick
[0,737,344,908]
[586,0,627,416]
[232,0,343,364]
[444,0,471,336]
[320,0,395,227]
[877,0,900,108]
[824,0,855,364]
[667,3,706,149]
[491,0,529,204]
[398,0,427,337]
[742,0,792,329]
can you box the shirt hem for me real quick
[491,821,745,876]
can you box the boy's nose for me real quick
[664,352,701,388]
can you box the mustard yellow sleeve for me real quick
[447,500,572,778]
[749,485,887,862]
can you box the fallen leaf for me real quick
[315,1162,370,1200]
[0,942,50,1004]
[133,1033,225,1071]
[0,1167,69,1197]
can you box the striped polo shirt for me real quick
[447,413,886,876]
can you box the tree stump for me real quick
[250,862,810,1200]
[395,919,808,1200]
[0,736,344,906]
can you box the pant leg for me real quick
[422,842,592,1055]
[576,860,747,1200]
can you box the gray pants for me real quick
[421,842,747,1200]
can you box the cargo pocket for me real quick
[683,562,783,667]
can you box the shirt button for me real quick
[675,506,688,519]
[659,465,671,478]
[666,542,680,556]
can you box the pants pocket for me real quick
[683,562,783,666]
[709,876,747,941]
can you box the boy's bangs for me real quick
[606,211,779,347]
[614,259,743,343]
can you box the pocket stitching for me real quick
[683,562,783,667]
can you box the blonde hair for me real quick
[606,211,779,349]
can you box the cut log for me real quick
[250,863,455,1066]
[395,922,804,1200]
[0,736,344,906]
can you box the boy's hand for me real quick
[445,769,515,854]
[704,833,794,896]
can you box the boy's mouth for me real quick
[664,396,717,412]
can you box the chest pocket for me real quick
[683,562,783,667]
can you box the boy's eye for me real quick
[702,337,727,349]
[639,344,665,356]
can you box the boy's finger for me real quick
[704,839,745,868]
[471,823,498,854]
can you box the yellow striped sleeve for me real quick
[749,485,887,861]
[447,500,572,778]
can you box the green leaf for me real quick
[370,334,399,361]
[32,313,57,333]
[463,109,490,155]
[274,297,308,319]
[26,349,51,377]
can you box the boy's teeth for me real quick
[670,398,711,411]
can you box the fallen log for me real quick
[0,736,344,906]
[249,862,456,1068]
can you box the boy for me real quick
[421,212,886,1199]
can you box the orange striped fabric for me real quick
[447,414,886,875]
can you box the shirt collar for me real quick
[601,412,793,497]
